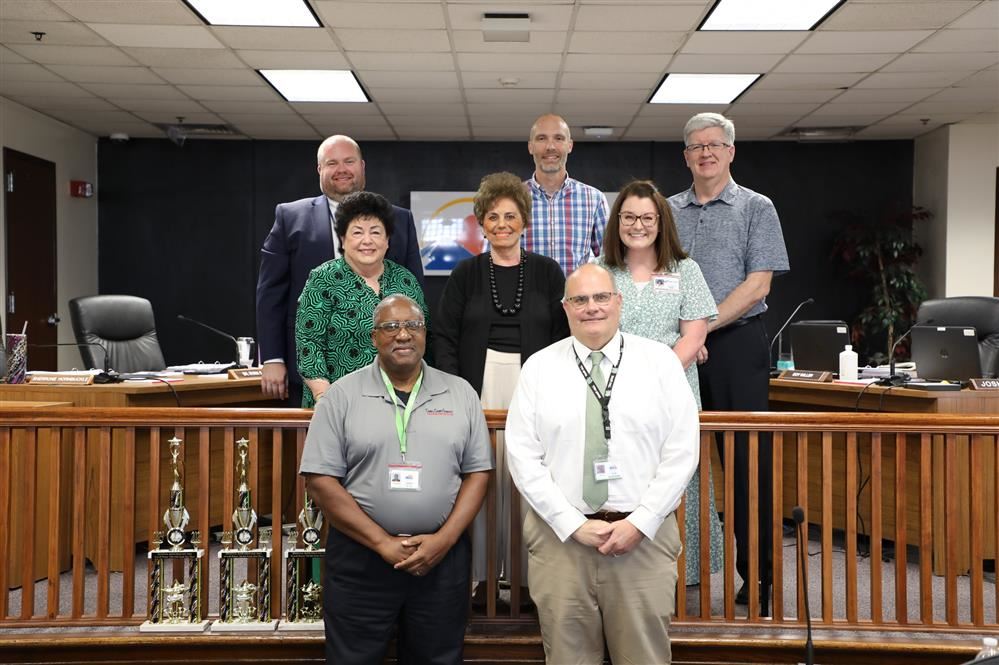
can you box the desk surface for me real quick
[0,376,276,408]
[770,378,999,414]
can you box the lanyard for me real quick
[573,336,624,440]
[379,368,423,462]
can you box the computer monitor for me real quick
[789,320,851,373]
[910,325,982,382]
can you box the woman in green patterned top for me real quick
[597,179,723,586]
[295,191,428,408]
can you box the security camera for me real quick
[109,132,130,143]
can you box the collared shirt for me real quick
[523,174,609,275]
[505,331,699,542]
[326,197,341,257]
[669,179,789,319]
[300,360,493,536]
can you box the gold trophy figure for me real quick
[279,490,325,630]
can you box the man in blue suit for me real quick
[255,135,425,406]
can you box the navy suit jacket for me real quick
[255,194,424,388]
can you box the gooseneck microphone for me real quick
[32,341,122,383]
[176,314,244,368]
[879,318,933,387]
[769,297,815,374]
[792,505,814,665]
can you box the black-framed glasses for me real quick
[684,142,731,154]
[373,320,426,335]
[564,292,616,309]
[619,212,659,227]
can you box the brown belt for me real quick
[584,511,631,523]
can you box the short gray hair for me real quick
[372,294,422,327]
[683,113,735,146]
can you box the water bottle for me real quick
[974,636,999,659]
[838,344,858,381]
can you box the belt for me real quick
[584,511,631,523]
[722,313,762,330]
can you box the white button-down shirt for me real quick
[505,331,699,542]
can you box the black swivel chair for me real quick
[68,295,167,373]
[916,296,999,379]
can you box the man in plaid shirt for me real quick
[523,114,610,275]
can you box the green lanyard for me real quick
[380,368,423,462]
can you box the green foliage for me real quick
[830,207,930,365]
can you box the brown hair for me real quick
[473,172,531,228]
[602,180,686,272]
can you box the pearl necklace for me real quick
[488,251,526,316]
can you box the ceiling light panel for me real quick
[259,69,368,102]
[650,73,760,104]
[701,0,844,31]
[184,0,320,27]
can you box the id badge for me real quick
[652,272,680,294]
[388,462,422,491]
[593,457,623,482]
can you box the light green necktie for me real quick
[583,351,608,511]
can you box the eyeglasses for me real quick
[564,292,616,309]
[619,212,659,227]
[684,142,731,154]
[373,320,426,335]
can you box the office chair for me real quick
[68,295,167,373]
[916,296,999,379]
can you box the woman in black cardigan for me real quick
[436,171,568,608]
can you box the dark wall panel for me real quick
[98,137,912,365]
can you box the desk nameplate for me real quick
[28,373,95,385]
[229,368,263,380]
[778,369,832,382]
[970,378,999,390]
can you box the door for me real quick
[4,148,58,370]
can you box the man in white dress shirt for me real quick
[505,263,699,664]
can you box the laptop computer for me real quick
[910,325,982,382]
[789,321,851,372]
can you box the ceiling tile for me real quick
[879,112,976,125]
[796,30,933,54]
[794,114,889,126]
[574,4,705,31]
[0,80,94,96]
[472,127,533,139]
[730,102,820,116]
[131,110,224,124]
[315,126,397,139]
[150,67,264,86]
[955,69,999,87]
[336,29,450,52]
[882,52,999,71]
[774,53,895,73]
[855,71,971,88]
[446,3,572,31]
[212,27,338,51]
[0,63,64,82]
[949,1,999,29]
[359,70,458,88]
[855,124,937,139]
[122,47,245,68]
[7,43,137,65]
[2,1,74,21]
[668,53,783,73]
[461,71,558,88]
[754,72,866,89]
[79,82,186,99]
[558,88,649,103]
[551,112,637,126]
[235,50,349,69]
[202,100,295,114]
[810,100,914,115]
[833,87,938,103]
[449,30,567,53]
[47,64,163,84]
[54,0,201,24]
[365,87,463,102]
[389,115,466,129]
[221,113,313,126]
[681,31,809,55]
[380,102,467,115]
[10,95,118,111]
[564,53,667,73]
[464,88,554,103]
[913,29,999,53]
[465,102,549,116]
[905,99,997,114]
[560,72,658,89]
[737,88,841,103]
[962,111,999,123]
[397,127,471,139]
[303,116,392,131]
[315,1,446,29]
[348,52,454,71]
[0,45,31,64]
[110,98,211,113]
[568,31,685,54]
[88,24,224,49]
[924,86,999,103]
[458,52,562,72]
[237,126,321,139]
[177,84,281,101]
[820,2,978,30]
[1,20,107,45]
[292,101,385,116]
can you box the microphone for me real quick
[879,318,933,387]
[31,341,122,384]
[769,297,814,374]
[177,314,244,368]
[792,505,814,665]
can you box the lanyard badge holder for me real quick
[381,369,424,491]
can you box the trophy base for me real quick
[277,620,324,632]
[210,619,279,632]
[139,619,210,633]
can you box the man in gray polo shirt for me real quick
[301,293,492,665]
[669,112,789,613]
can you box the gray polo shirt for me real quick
[300,359,493,537]
[669,179,789,319]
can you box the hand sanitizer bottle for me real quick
[839,345,858,381]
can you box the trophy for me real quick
[212,439,277,631]
[140,438,209,632]
[278,489,325,630]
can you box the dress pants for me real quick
[323,528,471,665]
[697,316,773,598]
[525,509,681,665]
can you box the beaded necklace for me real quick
[488,250,526,316]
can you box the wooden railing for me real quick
[1,408,997,636]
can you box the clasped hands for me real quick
[572,519,643,556]
[378,532,451,577]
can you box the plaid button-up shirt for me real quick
[523,174,609,275]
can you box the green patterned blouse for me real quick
[295,257,428,408]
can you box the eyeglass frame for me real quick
[683,142,731,154]
[564,291,617,309]
[618,212,660,227]
[372,319,427,335]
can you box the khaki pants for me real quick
[524,509,681,665]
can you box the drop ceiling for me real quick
[0,0,996,141]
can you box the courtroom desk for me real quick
[0,377,289,572]
[769,379,999,575]
[2,402,74,588]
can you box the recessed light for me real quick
[259,70,369,103]
[700,0,844,31]
[649,74,760,105]
[583,127,614,138]
[184,0,320,27]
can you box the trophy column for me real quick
[278,490,325,631]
